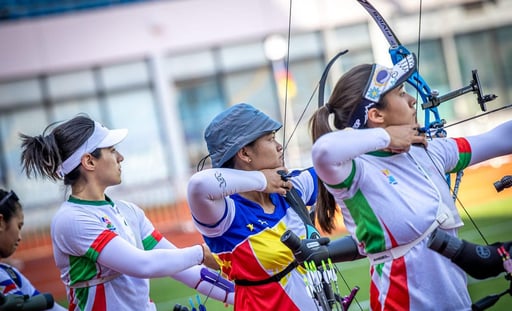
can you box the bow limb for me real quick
[356,0,440,136]
[318,50,349,109]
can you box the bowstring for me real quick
[413,0,489,246]
[283,84,319,151]
[281,3,364,311]
[280,0,322,154]
[422,147,490,245]
[415,0,422,118]
[281,0,293,154]
[444,104,512,129]
[333,264,364,310]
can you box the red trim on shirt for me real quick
[2,283,16,294]
[92,283,107,311]
[151,230,163,242]
[68,288,77,311]
[369,266,382,311]
[454,137,471,153]
[91,230,117,253]
[382,224,410,311]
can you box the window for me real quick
[333,23,374,73]
[48,70,96,100]
[0,79,42,107]
[405,39,453,124]
[220,41,267,71]
[101,61,150,90]
[166,51,216,80]
[496,26,512,105]
[281,58,325,168]
[0,58,171,211]
[51,97,102,122]
[223,67,278,118]
[0,108,62,207]
[176,78,225,172]
[455,28,510,116]
[106,89,168,182]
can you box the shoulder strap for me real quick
[68,273,121,289]
[234,261,298,286]
[366,202,453,265]
[0,263,22,288]
[234,188,318,286]
[285,188,321,239]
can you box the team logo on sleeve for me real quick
[101,216,117,231]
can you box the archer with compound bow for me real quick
[310,1,509,310]
[278,0,511,310]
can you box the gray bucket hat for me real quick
[205,103,282,168]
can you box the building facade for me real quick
[0,0,511,229]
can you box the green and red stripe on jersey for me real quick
[450,138,471,173]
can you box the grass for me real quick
[149,197,512,310]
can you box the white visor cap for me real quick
[57,121,128,177]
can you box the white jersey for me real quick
[327,137,471,310]
[312,122,512,311]
[51,196,160,311]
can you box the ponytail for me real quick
[309,64,373,233]
[20,115,95,185]
[20,132,62,181]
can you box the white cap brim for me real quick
[97,128,128,149]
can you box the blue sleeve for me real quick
[290,167,318,206]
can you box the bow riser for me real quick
[357,0,445,137]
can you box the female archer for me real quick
[310,54,512,310]
[19,115,234,310]
[187,103,321,310]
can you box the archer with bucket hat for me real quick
[310,54,512,310]
[19,115,234,310]
[187,103,321,310]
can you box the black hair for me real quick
[20,114,101,186]
[0,189,21,223]
[309,64,389,234]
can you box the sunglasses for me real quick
[0,190,18,208]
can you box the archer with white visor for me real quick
[20,115,234,311]
[309,54,512,310]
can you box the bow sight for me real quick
[422,69,497,113]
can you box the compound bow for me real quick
[355,0,498,197]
